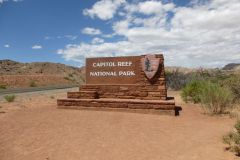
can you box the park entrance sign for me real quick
[86,56,141,84]
[58,54,176,115]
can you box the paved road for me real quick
[0,85,78,95]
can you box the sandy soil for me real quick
[0,89,238,160]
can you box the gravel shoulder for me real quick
[0,89,237,160]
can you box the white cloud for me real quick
[4,44,10,48]
[102,33,114,38]
[83,0,126,20]
[44,36,54,40]
[59,0,240,68]
[113,20,129,35]
[12,0,23,2]
[64,35,78,40]
[32,45,42,49]
[82,27,102,35]
[0,0,23,4]
[91,37,105,44]
[44,35,78,40]
[57,41,135,65]
[44,36,53,40]
[138,1,174,15]
[0,0,7,4]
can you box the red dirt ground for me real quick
[0,89,238,160]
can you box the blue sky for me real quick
[0,0,100,66]
[0,0,240,67]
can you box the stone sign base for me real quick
[57,85,176,115]
[57,98,175,115]
[57,97,175,115]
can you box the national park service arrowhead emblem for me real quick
[141,54,160,80]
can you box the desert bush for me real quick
[79,74,86,83]
[199,82,233,114]
[4,95,16,102]
[219,75,240,103]
[64,74,78,84]
[68,73,74,77]
[180,80,205,103]
[64,76,70,81]
[181,80,233,114]
[0,84,7,89]
[223,120,240,156]
[166,69,193,90]
[29,81,37,87]
[166,68,216,90]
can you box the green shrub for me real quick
[181,80,233,114]
[29,81,37,87]
[200,82,233,114]
[0,84,7,89]
[166,68,234,91]
[223,120,240,156]
[4,95,16,102]
[219,75,240,103]
[180,80,205,103]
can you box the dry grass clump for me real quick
[0,84,7,89]
[223,120,240,156]
[4,95,16,102]
[29,81,37,87]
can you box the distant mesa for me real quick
[0,59,82,75]
[0,59,85,88]
[222,63,240,70]
[0,59,19,65]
